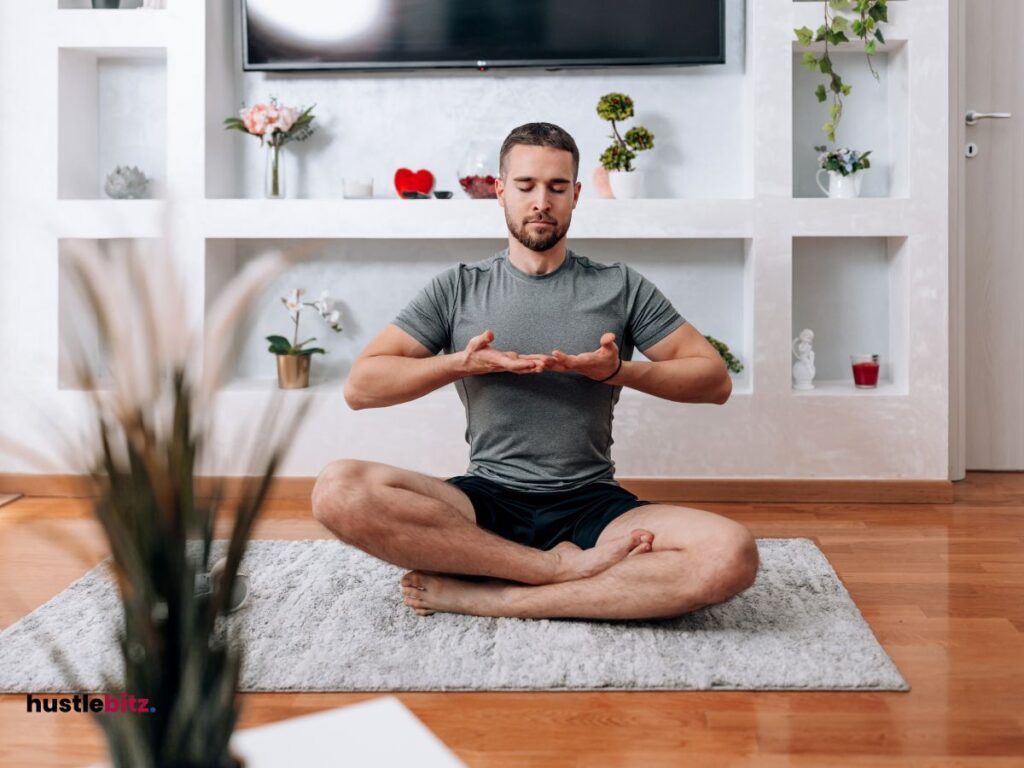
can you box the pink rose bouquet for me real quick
[224,96,316,197]
[224,95,316,148]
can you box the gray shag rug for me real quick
[0,538,909,692]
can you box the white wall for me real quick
[0,0,952,482]
[213,0,751,201]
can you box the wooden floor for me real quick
[1,472,1022,767]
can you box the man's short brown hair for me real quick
[499,122,580,182]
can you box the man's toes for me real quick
[401,571,426,589]
[628,529,654,547]
[626,540,652,557]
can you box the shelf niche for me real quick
[57,237,163,390]
[58,47,166,200]
[205,238,751,394]
[792,41,909,199]
[791,236,909,395]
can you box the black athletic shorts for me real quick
[444,474,653,551]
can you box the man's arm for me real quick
[604,322,732,404]
[344,325,546,410]
[344,324,466,410]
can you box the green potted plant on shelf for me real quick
[36,233,321,768]
[706,334,743,375]
[596,92,654,200]
[795,0,888,197]
[266,288,344,389]
[815,145,872,198]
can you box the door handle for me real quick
[966,110,1012,125]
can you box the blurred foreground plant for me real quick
[50,227,326,767]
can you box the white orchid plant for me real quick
[266,288,343,357]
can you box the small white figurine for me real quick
[792,328,816,390]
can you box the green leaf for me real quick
[874,28,885,44]
[801,52,819,71]
[795,26,814,46]
[819,56,833,75]
[265,335,292,355]
[841,83,853,96]
[298,348,326,355]
[865,39,877,55]
[831,16,849,33]
[815,84,827,102]
[828,0,852,10]
[830,103,841,121]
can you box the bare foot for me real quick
[549,528,653,583]
[400,571,512,617]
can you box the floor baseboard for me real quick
[0,474,953,504]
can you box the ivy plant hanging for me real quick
[795,0,889,143]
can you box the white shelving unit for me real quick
[0,0,952,481]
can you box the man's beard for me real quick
[505,212,571,253]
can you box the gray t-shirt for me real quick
[392,247,686,492]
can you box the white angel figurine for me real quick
[792,328,816,390]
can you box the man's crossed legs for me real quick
[311,460,759,621]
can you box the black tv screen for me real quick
[242,0,726,72]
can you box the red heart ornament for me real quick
[394,168,435,197]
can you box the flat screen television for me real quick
[242,0,726,72]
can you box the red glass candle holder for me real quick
[850,353,880,388]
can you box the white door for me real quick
[962,0,1024,470]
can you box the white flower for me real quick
[281,288,303,321]
[327,309,343,332]
[313,290,333,318]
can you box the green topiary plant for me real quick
[706,334,743,374]
[596,92,654,172]
[794,0,889,143]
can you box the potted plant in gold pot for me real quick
[267,288,344,389]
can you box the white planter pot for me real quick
[607,170,645,199]
[815,168,864,198]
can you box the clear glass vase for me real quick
[457,139,499,198]
[265,139,285,198]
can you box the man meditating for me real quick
[311,122,759,620]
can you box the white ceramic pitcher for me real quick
[815,169,863,198]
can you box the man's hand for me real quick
[459,329,547,375]
[521,332,620,381]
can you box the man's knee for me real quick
[708,526,760,601]
[311,459,376,538]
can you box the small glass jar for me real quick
[457,140,499,199]
[850,353,880,388]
